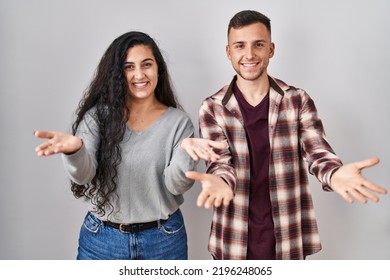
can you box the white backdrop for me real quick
[1,0,389,260]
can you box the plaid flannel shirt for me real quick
[199,76,342,260]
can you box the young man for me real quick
[186,10,387,260]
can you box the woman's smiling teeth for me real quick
[133,82,148,88]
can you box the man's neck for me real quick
[236,74,270,107]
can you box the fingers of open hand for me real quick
[185,171,204,181]
[223,190,234,206]
[34,130,54,139]
[339,184,382,204]
[355,157,380,170]
[203,148,221,162]
[185,148,200,161]
[345,188,367,204]
[181,138,224,162]
[197,188,233,208]
[196,190,210,208]
[36,141,62,156]
[213,197,223,208]
[193,146,220,162]
[361,179,388,195]
[35,131,83,156]
[207,140,228,150]
[34,131,59,156]
[354,184,382,203]
[204,196,217,209]
[349,177,387,202]
[196,193,223,209]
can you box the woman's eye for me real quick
[124,65,134,71]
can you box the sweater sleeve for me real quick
[61,110,99,185]
[163,114,196,195]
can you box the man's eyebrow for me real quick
[232,39,266,45]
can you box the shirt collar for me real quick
[222,75,285,106]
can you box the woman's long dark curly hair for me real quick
[70,31,181,216]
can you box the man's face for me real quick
[226,22,275,82]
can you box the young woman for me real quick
[34,31,226,260]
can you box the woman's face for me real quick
[123,44,158,101]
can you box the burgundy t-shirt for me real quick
[233,83,276,260]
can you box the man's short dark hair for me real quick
[228,10,271,36]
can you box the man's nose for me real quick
[245,46,256,59]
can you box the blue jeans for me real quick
[77,209,188,260]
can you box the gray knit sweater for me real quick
[62,107,196,223]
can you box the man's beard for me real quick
[234,65,265,81]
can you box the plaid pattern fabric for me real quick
[199,76,342,259]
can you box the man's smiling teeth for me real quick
[242,63,257,67]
